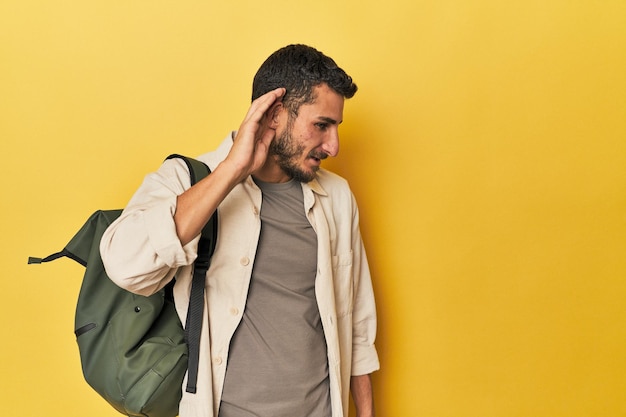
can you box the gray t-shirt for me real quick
[218,179,331,417]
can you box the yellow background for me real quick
[2,1,625,416]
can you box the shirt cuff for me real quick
[351,344,380,376]
[143,197,199,267]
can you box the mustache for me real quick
[308,150,329,160]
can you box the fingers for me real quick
[236,87,285,149]
[224,88,286,180]
[256,122,277,153]
[242,87,286,125]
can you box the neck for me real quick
[252,157,291,183]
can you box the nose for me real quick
[321,128,340,157]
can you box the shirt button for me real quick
[253,206,259,215]
[230,307,239,316]
[213,357,223,365]
[240,257,250,266]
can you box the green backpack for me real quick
[29,154,216,417]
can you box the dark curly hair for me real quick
[252,44,357,115]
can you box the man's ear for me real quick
[268,102,284,129]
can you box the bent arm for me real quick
[174,159,242,246]
[175,87,285,245]
[100,158,199,295]
[101,88,285,294]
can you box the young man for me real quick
[100,44,379,417]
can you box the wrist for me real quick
[215,158,249,186]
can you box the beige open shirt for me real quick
[100,133,380,417]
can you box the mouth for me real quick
[308,151,328,164]
[307,156,323,169]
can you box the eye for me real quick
[315,122,329,131]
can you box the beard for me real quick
[270,126,326,183]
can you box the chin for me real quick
[291,168,318,183]
[279,158,320,183]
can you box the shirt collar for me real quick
[303,177,328,196]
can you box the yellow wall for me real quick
[2,1,625,416]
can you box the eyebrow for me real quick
[317,116,343,125]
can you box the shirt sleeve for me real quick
[100,158,201,296]
[350,193,381,376]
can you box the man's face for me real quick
[271,83,345,183]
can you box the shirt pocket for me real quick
[331,250,354,317]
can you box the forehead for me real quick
[297,83,345,121]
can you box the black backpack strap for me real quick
[166,154,218,394]
[28,249,84,266]
[167,153,210,186]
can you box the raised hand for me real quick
[173,87,285,245]
[225,87,286,183]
